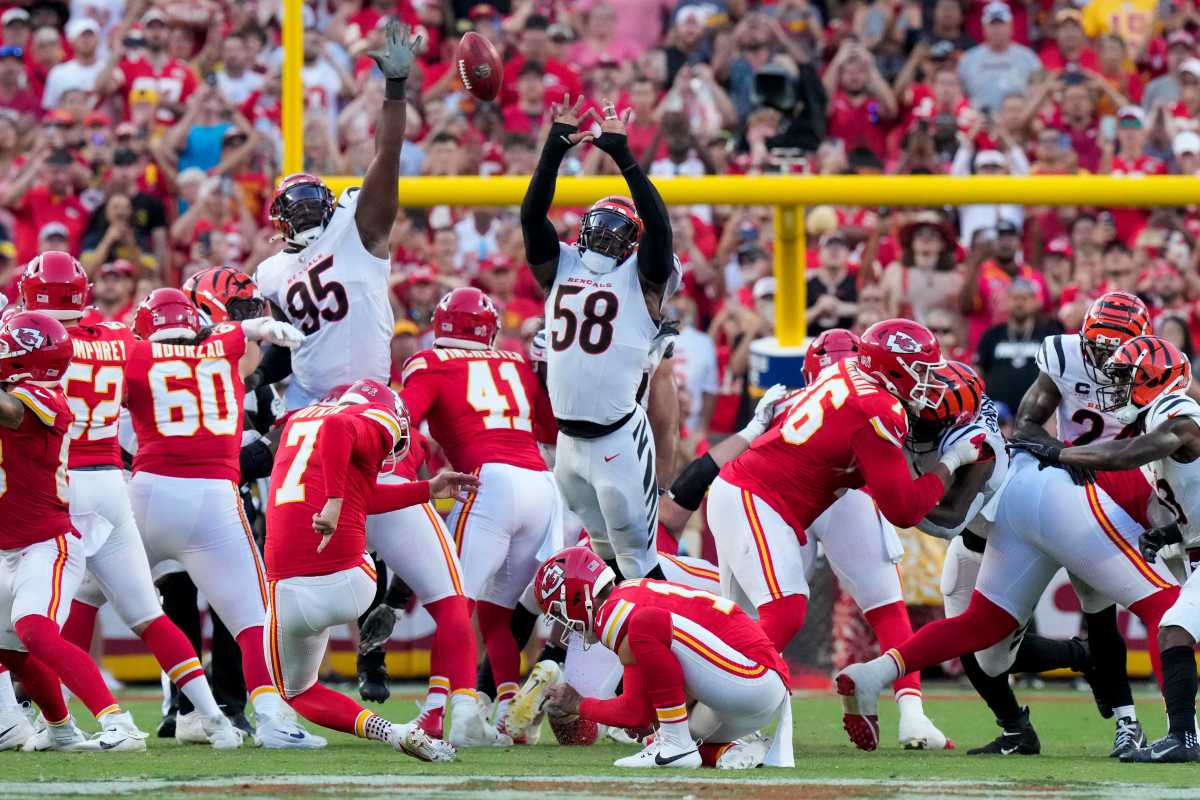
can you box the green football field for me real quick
[2,684,1197,799]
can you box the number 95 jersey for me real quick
[256,187,394,408]
[1036,333,1135,445]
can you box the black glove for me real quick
[1138,523,1183,563]
[1008,437,1096,486]
[358,604,398,655]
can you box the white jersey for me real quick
[636,322,677,412]
[908,396,1009,540]
[256,187,393,407]
[1036,333,1133,445]
[545,243,681,425]
[1140,392,1200,547]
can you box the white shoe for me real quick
[174,710,209,744]
[0,707,36,750]
[254,713,327,749]
[504,660,561,740]
[21,717,95,752]
[448,696,511,747]
[716,733,771,770]
[389,721,456,762]
[835,661,886,752]
[607,725,639,745]
[898,710,952,750]
[184,712,243,750]
[613,737,701,768]
[94,711,148,752]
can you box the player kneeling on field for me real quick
[538,547,793,769]
[263,379,477,762]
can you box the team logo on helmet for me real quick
[9,326,45,351]
[538,563,566,602]
[885,331,922,354]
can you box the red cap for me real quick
[406,267,437,285]
[84,110,111,128]
[99,259,136,278]
[480,256,515,273]
[45,109,75,126]
[1045,236,1073,258]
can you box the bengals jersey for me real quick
[720,359,946,538]
[401,347,553,474]
[0,384,73,548]
[594,579,789,683]
[62,321,134,469]
[1138,392,1200,547]
[124,323,247,483]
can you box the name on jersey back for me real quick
[73,337,127,362]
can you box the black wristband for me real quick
[543,122,578,158]
[385,78,407,101]
[239,438,275,484]
[668,453,720,512]
[595,132,636,170]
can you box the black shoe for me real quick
[156,709,177,739]
[1121,731,1200,763]
[1074,638,1113,719]
[227,710,254,736]
[357,670,390,703]
[967,706,1040,755]
[1110,716,1147,758]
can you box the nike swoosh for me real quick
[604,454,619,463]
[1152,745,1179,760]
[654,748,697,766]
[999,746,1018,755]
[98,738,124,750]
[288,731,307,740]
[0,725,16,740]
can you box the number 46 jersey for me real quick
[256,187,393,408]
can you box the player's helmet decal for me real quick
[9,326,45,351]
[884,331,921,353]
[537,563,566,604]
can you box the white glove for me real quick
[938,432,987,474]
[242,317,305,349]
[737,383,790,441]
[529,328,548,364]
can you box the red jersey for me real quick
[114,55,198,121]
[401,347,552,474]
[392,426,431,481]
[124,324,246,483]
[62,322,135,469]
[0,383,73,548]
[594,579,789,683]
[266,402,427,580]
[720,360,945,539]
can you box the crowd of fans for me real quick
[0,0,1198,459]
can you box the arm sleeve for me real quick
[315,415,357,498]
[239,436,275,483]
[520,123,575,271]
[367,480,431,515]
[668,452,720,512]
[245,343,292,391]
[596,133,673,285]
[851,425,946,529]
[578,664,655,729]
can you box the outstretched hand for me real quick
[368,18,421,82]
[429,470,481,501]
[543,682,582,719]
[593,98,635,157]
[550,94,599,146]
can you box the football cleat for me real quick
[495,715,528,745]
[94,711,149,752]
[0,707,35,750]
[228,710,254,736]
[1110,716,1147,758]
[613,738,701,769]
[835,662,884,751]
[414,705,444,740]
[607,725,640,745]
[716,733,771,770]
[156,708,177,738]
[174,711,243,749]
[898,710,954,750]
[504,660,562,740]
[1120,731,1200,763]
[174,709,209,744]
[254,713,327,749]
[389,722,457,762]
[22,717,98,752]
[548,713,598,746]
[448,695,511,748]
[967,706,1040,756]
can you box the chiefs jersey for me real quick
[124,323,247,483]
[401,347,552,474]
[114,55,198,122]
[594,579,789,683]
[720,359,945,538]
[62,321,135,469]
[0,383,73,548]
[266,402,408,580]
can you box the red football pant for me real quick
[476,601,519,699]
[0,649,69,723]
[757,594,808,653]
[13,614,118,718]
[425,595,475,693]
[1130,587,1180,688]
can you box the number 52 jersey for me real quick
[256,187,394,407]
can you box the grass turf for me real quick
[2,683,1196,797]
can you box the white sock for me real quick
[449,689,476,714]
[655,704,693,749]
[896,692,924,718]
[876,653,902,685]
[179,678,223,719]
[1114,704,1137,722]
[0,670,18,713]
[98,708,126,728]
[251,688,287,718]
[424,676,450,711]
[494,698,511,724]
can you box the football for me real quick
[456,31,503,102]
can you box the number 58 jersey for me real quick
[256,187,394,407]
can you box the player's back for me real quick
[0,383,72,548]
[1037,334,1137,445]
[124,323,247,482]
[720,359,907,535]
[401,346,549,474]
[256,187,393,405]
[1141,392,1200,546]
[62,321,134,469]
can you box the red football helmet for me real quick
[338,378,411,458]
[133,288,200,342]
[0,310,72,384]
[802,328,860,385]
[907,360,985,449]
[1080,291,1151,382]
[1099,335,1192,422]
[432,287,499,349]
[578,195,643,262]
[183,266,265,323]
[19,251,89,320]
[857,319,945,412]
[269,173,334,248]
[533,547,618,647]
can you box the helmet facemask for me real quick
[272,183,334,248]
[1083,335,1122,383]
[578,208,640,273]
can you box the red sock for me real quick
[288,682,382,739]
[1131,586,1181,689]
[60,600,99,651]
[235,626,275,698]
[892,592,1017,676]
[141,616,205,689]
[0,649,69,724]
[13,615,118,718]
[699,741,734,767]
[425,595,475,694]
[757,594,808,652]
[476,601,519,697]
[865,601,920,698]
[626,606,687,710]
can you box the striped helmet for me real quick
[183,266,265,323]
[1099,335,1191,424]
[907,360,984,450]
[1080,291,1151,382]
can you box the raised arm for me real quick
[355,20,421,260]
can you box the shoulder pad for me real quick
[401,352,434,383]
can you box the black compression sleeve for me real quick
[521,123,575,269]
[246,343,292,391]
[668,452,720,512]
[595,132,673,284]
[239,438,275,483]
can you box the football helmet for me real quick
[533,546,617,648]
[578,196,642,267]
[907,360,985,450]
[802,328,860,385]
[338,378,411,458]
[1099,335,1191,424]
[432,287,499,349]
[269,173,335,248]
[0,310,72,384]
[18,251,88,320]
[857,319,945,412]
[183,266,266,323]
[133,288,200,342]
[1080,291,1151,382]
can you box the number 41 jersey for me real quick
[256,187,393,406]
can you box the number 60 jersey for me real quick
[256,187,394,408]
